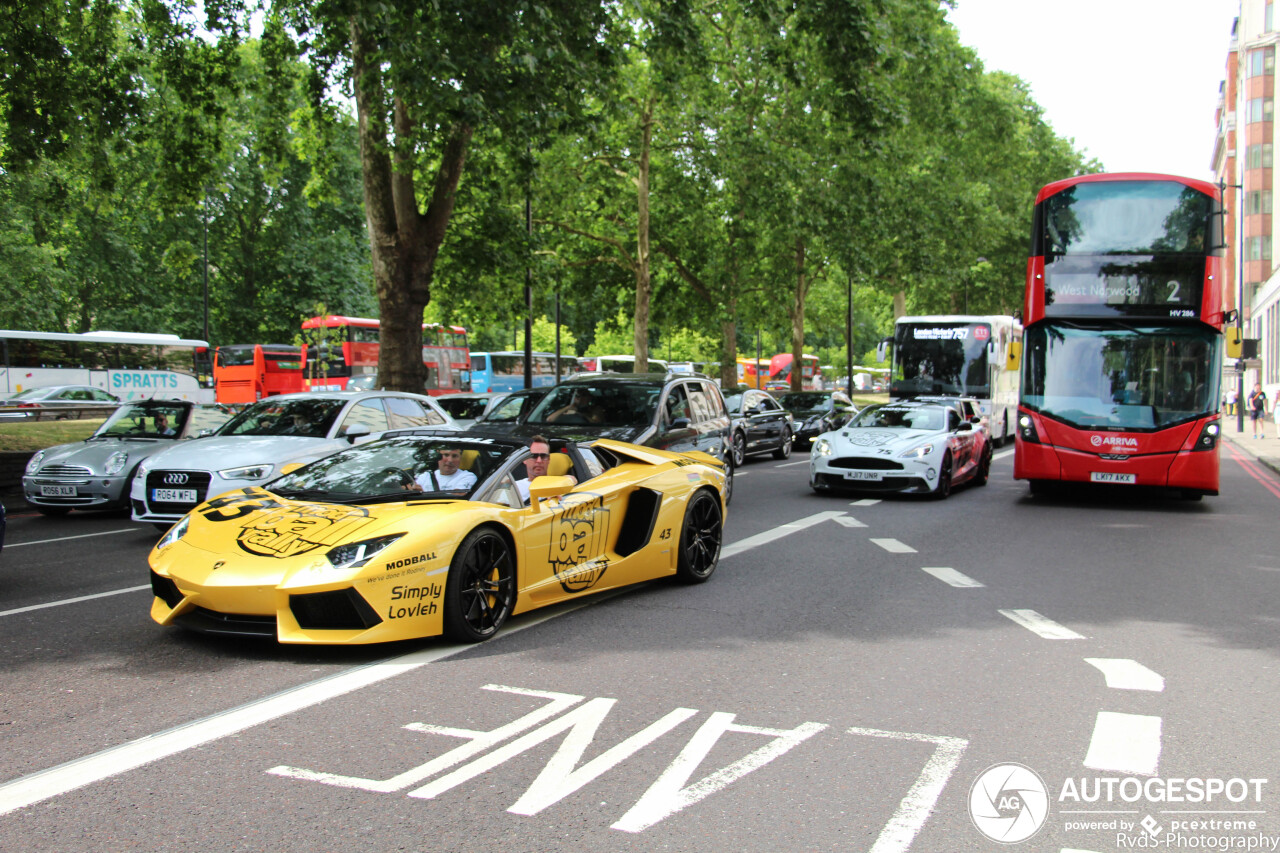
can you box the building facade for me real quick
[1215,2,1280,411]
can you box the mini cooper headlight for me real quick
[812,438,834,456]
[25,450,45,475]
[156,514,191,549]
[326,534,405,570]
[218,463,274,481]
[104,451,129,476]
[899,444,934,460]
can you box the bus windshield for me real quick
[1042,180,1213,256]
[1021,323,1221,431]
[890,322,991,398]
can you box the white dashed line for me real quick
[870,538,917,554]
[5,528,138,548]
[0,585,151,619]
[720,511,848,559]
[1083,712,1162,775]
[850,498,881,506]
[998,609,1086,640]
[1084,659,1165,692]
[920,567,984,588]
[831,515,868,528]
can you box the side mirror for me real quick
[1006,340,1023,371]
[876,339,890,363]
[343,424,372,443]
[1226,329,1243,360]
[526,475,577,512]
[955,421,973,433]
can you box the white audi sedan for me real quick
[809,401,992,498]
[130,391,458,528]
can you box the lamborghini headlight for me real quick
[326,534,405,570]
[104,451,129,476]
[25,450,45,475]
[156,514,191,549]
[218,463,274,481]
[899,444,934,460]
[813,438,834,456]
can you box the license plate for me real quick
[843,470,884,481]
[152,488,197,503]
[1090,472,1136,484]
[40,485,77,497]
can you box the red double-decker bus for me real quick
[300,315,469,395]
[212,344,307,404]
[1014,173,1226,499]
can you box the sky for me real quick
[946,0,1240,182]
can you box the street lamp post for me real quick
[1221,179,1246,433]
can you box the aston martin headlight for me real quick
[326,534,405,570]
[900,444,934,460]
[813,438,834,456]
[25,450,45,475]
[104,451,129,476]
[156,514,191,549]
[217,463,274,481]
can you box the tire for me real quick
[731,431,746,467]
[772,428,793,459]
[974,444,992,487]
[999,413,1010,448]
[722,451,734,506]
[442,526,516,643]
[35,506,72,517]
[675,490,722,583]
[932,452,953,499]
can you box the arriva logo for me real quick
[1090,435,1139,449]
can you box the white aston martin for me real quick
[809,401,992,498]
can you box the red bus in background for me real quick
[769,353,820,390]
[1014,172,1225,498]
[213,343,307,404]
[301,315,469,396]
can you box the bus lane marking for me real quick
[998,609,1087,640]
[1083,712,1162,776]
[871,538,917,554]
[1084,659,1165,692]
[920,567,984,588]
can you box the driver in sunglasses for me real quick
[515,435,575,504]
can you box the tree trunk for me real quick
[632,98,654,372]
[791,238,807,391]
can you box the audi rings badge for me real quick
[163,473,190,485]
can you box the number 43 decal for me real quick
[658,528,672,540]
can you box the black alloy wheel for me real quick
[773,428,792,459]
[933,452,953,500]
[676,490,722,583]
[731,431,746,467]
[974,444,992,486]
[443,527,516,642]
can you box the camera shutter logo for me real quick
[968,763,1050,844]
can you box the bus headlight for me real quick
[1018,413,1041,444]
[1193,421,1220,451]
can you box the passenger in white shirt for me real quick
[412,446,477,493]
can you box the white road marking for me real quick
[850,498,881,506]
[0,585,150,619]
[832,515,867,528]
[1083,712,1162,776]
[0,511,838,815]
[719,511,847,559]
[994,448,1015,461]
[998,609,1086,640]
[920,567,984,588]
[1084,659,1165,692]
[847,727,969,853]
[4,528,138,548]
[870,538,917,554]
[776,459,810,468]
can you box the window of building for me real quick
[1247,236,1273,260]
[1247,98,1275,123]
[1269,1,1276,32]
[1247,143,1274,168]
[1247,190,1274,214]
[1249,46,1276,77]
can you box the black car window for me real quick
[664,384,691,425]
[686,383,715,423]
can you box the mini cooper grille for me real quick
[145,470,212,514]
[37,465,94,478]
[150,571,184,609]
[828,457,905,471]
[290,589,383,631]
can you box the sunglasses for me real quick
[528,452,551,460]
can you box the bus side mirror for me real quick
[1226,330,1243,360]
[1006,341,1022,371]
[875,339,889,363]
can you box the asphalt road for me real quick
[2,443,1279,853]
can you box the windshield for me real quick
[776,392,830,413]
[890,323,991,398]
[438,396,491,420]
[95,403,190,438]
[1021,323,1221,430]
[268,436,512,501]
[526,383,661,427]
[851,405,947,431]
[220,398,345,438]
[8,387,52,400]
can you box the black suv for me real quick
[503,372,734,502]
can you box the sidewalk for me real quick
[1221,413,1280,476]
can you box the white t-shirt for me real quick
[415,468,477,492]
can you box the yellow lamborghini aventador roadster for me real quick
[148,431,727,644]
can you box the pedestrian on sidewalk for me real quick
[1247,382,1268,438]
[1228,387,1238,415]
